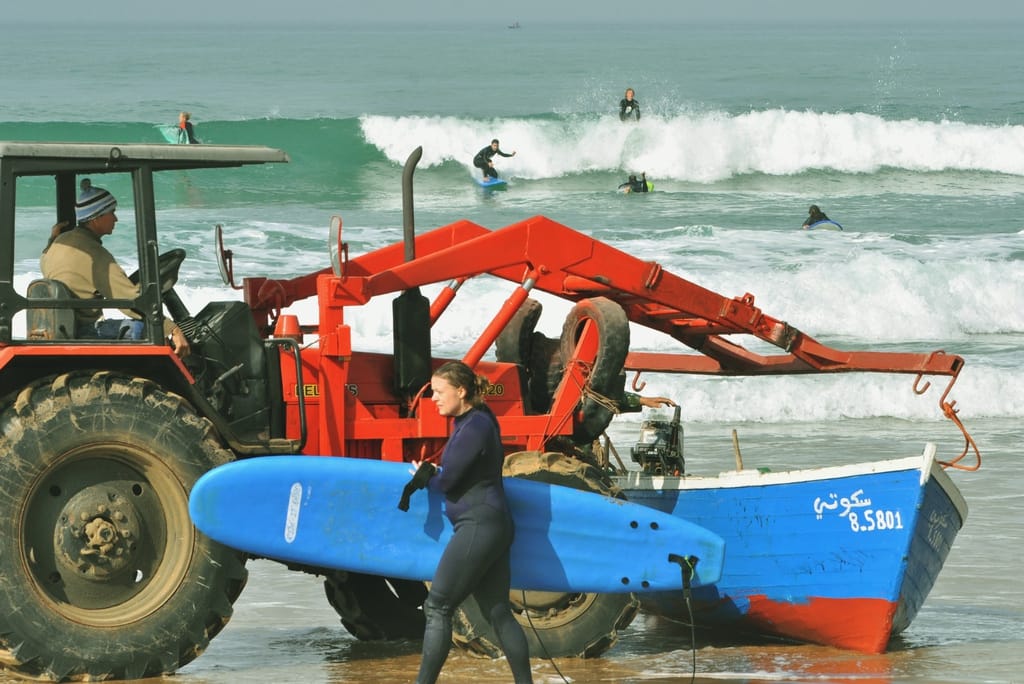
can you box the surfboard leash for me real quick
[668,554,699,684]
[519,589,570,684]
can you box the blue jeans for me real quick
[76,319,145,340]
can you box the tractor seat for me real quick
[26,278,77,340]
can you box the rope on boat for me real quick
[912,362,981,471]
[938,398,982,471]
[581,380,622,415]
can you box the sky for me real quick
[6,0,1024,25]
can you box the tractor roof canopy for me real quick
[0,141,290,175]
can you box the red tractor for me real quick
[0,142,971,681]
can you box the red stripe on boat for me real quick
[744,595,898,653]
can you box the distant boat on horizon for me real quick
[508,21,521,29]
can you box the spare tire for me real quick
[495,297,563,414]
[558,297,630,443]
[495,297,544,367]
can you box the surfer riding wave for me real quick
[473,139,516,180]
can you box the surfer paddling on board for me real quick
[473,139,516,180]
[802,204,830,229]
[404,360,533,684]
[618,172,649,193]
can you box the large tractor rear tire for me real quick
[0,371,247,681]
[452,451,639,659]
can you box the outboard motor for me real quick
[630,405,684,475]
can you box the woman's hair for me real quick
[433,360,491,406]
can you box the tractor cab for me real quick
[0,141,298,452]
[0,141,288,344]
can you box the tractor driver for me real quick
[41,185,190,358]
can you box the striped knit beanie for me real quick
[76,186,118,223]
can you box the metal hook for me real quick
[912,350,948,395]
[631,370,646,392]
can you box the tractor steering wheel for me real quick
[129,249,186,294]
[128,248,191,328]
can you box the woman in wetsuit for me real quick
[411,360,532,684]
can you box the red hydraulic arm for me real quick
[239,213,976,466]
[314,215,963,378]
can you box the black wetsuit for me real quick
[802,209,829,228]
[415,405,532,684]
[618,175,649,193]
[473,145,513,179]
[619,97,640,122]
[180,121,199,144]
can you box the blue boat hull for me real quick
[615,444,966,652]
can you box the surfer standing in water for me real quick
[177,112,200,144]
[619,88,640,122]
[473,139,516,180]
[408,360,533,684]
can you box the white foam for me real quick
[361,110,1024,182]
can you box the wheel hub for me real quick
[512,590,576,613]
[54,486,143,580]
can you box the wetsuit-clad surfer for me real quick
[619,88,640,122]
[618,172,649,193]
[409,361,533,684]
[473,139,516,180]
[802,204,830,229]
[178,111,199,144]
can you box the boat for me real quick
[614,443,966,653]
[508,21,521,29]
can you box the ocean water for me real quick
[2,20,1022,684]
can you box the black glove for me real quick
[397,462,437,511]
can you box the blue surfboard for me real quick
[805,219,843,231]
[474,176,508,189]
[189,456,725,593]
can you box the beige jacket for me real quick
[40,226,173,335]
